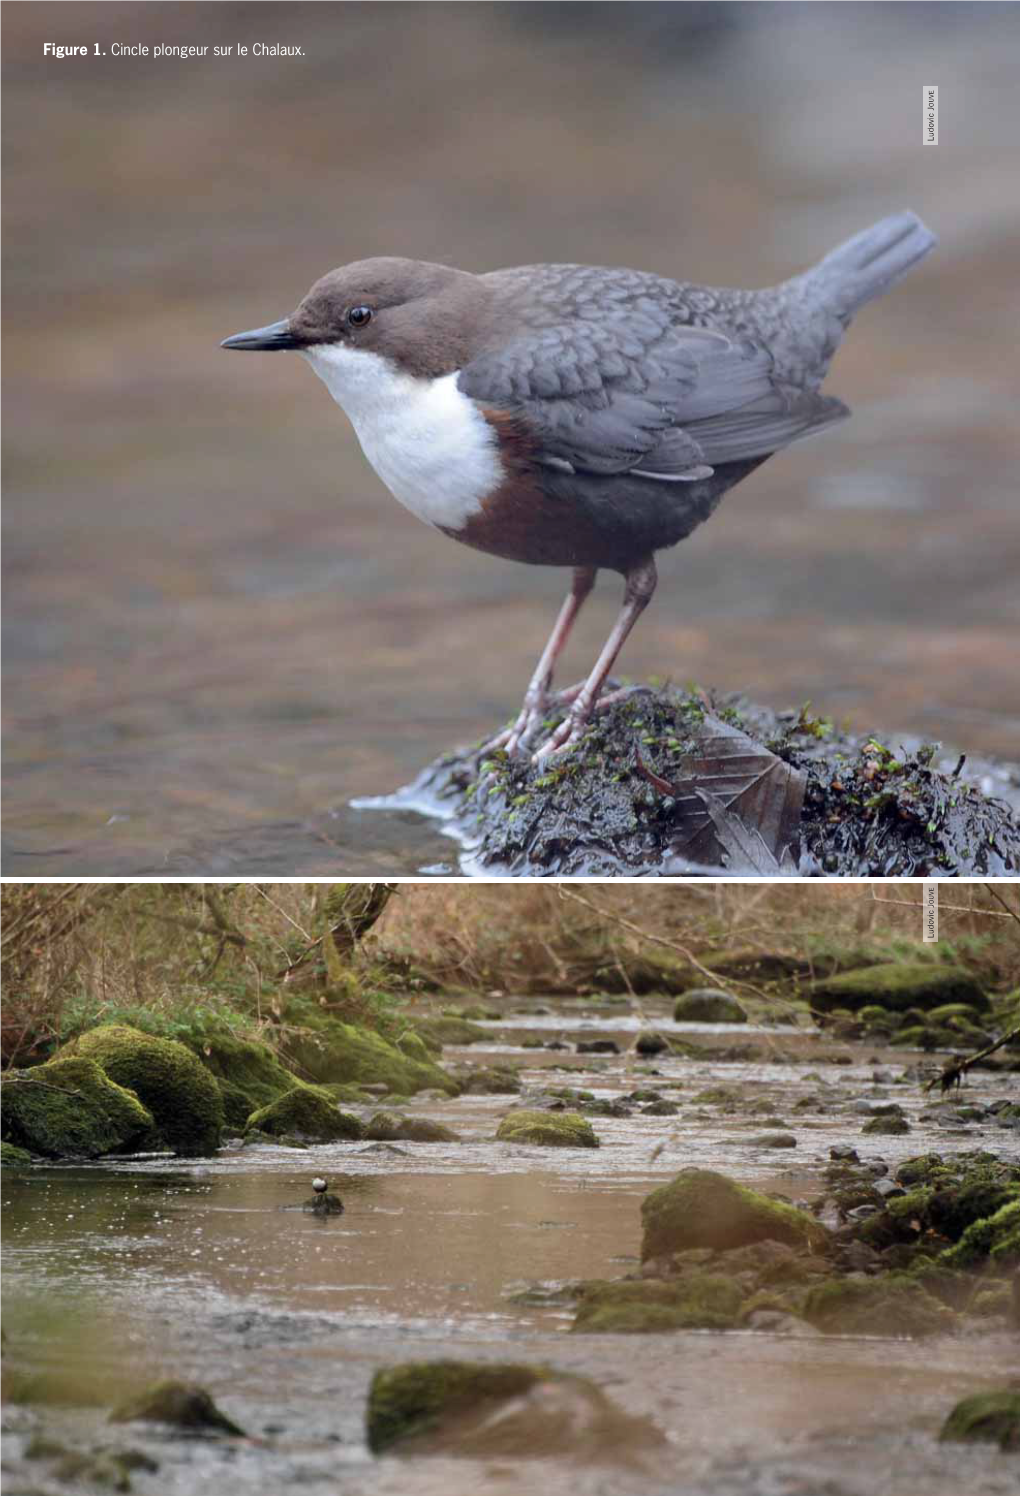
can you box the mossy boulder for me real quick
[1,1057,156,1159]
[572,1274,743,1333]
[182,1033,301,1131]
[244,1085,363,1142]
[278,1012,458,1097]
[641,1169,828,1262]
[862,1113,910,1135]
[802,1275,956,1336]
[70,1024,223,1156]
[459,1066,521,1095]
[810,964,986,1016]
[673,989,747,1024]
[411,1015,488,1048]
[496,1110,598,1148]
[940,1391,1020,1450]
[365,1111,459,1143]
[0,1140,34,1168]
[109,1380,245,1436]
[940,1200,1020,1270]
[366,1359,661,1459]
[395,1030,432,1064]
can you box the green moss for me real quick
[182,1032,301,1130]
[857,1005,896,1032]
[244,1085,363,1142]
[395,1030,432,1064]
[460,1066,521,1094]
[896,1153,949,1187]
[70,1024,223,1156]
[109,1379,246,1436]
[279,1014,458,1096]
[940,1391,1020,1450]
[641,1169,828,1261]
[1,1140,34,1168]
[810,964,986,1016]
[940,1200,1020,1270]
[572,1274,743,1333]
[1,1058,155,1159]
[366,1360,548,1452]
[365,1111,459,1143]
[802,1275,956,1336]
[496,1109,598,1148]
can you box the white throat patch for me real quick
[301,343,503,531]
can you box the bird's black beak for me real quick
[220,318,299,352]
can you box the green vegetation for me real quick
[809,963,986,1015]
[572,1274,743,1333]
[940,1391,1020,1450]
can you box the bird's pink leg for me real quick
[533,556,657,761]
[485,567,596,757]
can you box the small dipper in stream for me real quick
[306,1177,343,1216]
[222,212,936,760]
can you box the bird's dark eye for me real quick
[347,305,373,329]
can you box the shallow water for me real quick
[3,5,1019,874]
[3,1001,1018,1494]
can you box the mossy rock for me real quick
[925,1003,983,1026]
[182,1033,301,1130]
[809,964,986,1016]
[70,1024,223,1156]
[940,1200,1020,1270]
[572,1274,743,1333]
[459,1066,521,1095]
[1,1057,156,1159]
[244,1085,363,1142]
[366,1361,551,1452]
[365,1111,459,1143]
[411,1016,488,1048]
[641,1169,828,1261]
[862,1114,910,1135]
[940,1391,1020,1450]
[0,1140,35,1168]
[109,1380,245,1436]
[896,1154,950,1187]
[673,989,747,1024]
[857,1005,896,1032]
[496,1109,598,1148]
[278,1011,458,1097]
[802,1275,956,1336]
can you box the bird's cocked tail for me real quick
[799,211,938,319]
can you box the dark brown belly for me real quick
[439,457,768,572]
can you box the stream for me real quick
[3,997,1018,1494]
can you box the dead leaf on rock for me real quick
[635,714,806,873]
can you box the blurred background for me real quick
[3,1,1018,875]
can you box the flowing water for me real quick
[3,998,1018,1494]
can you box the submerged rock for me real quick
[303,1192,344,1216]
[66,1024,223,1156]
[496,1109,598,1148]
[365,1359,663,1460]
[641,1169,828,1261]
[634,1030,670,1056]
[1,1057,155,1160]
[674,989,747,1024]
[109,1380,245,1436]
[572,1273,743,1333]
[802,1275,955,1336]
[940,1391,1020,1450]
[364,1111,459,1143]
[377,687,1020,876]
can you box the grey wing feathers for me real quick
[459,319,847,483]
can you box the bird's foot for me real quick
[530,684,651,763]
[481,683,585,760]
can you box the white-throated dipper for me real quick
[222,212,936,759]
